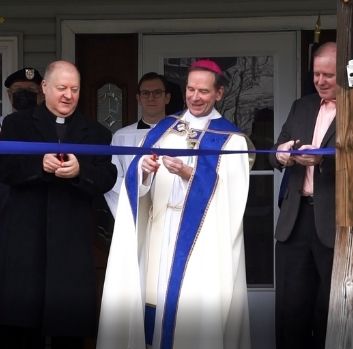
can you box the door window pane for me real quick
[97,83,122,133]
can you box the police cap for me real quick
[4,67,43,88]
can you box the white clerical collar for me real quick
[56,117,65,124]
[183,108,221,129]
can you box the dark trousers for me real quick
[275,199,334,349]
[0,325,85,349]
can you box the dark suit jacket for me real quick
[269,93,335,248]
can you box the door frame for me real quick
[0,35,19,116]
[59,15,336,64]
[59,15,336,122]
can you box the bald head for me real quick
[313,42,336,101]
[313,42,337,59]
[43,60,80,82]
[42,60,81,117]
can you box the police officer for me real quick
[0,67,43,256]
[0,67,43,128]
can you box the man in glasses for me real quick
[104,72,173,218]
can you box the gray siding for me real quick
[0,0,336,73]
[0,16,56,73]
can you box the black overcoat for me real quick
[0,104,117,336]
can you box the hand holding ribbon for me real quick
[292,144,322,167]
[276,140,296,167]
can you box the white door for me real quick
[142,31,297,349]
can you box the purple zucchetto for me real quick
[190,59,223,76]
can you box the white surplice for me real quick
[104,122,150,218]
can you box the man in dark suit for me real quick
[269,42,336,349]
[0,60,117,349]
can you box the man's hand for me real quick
[162,156,192,181]
[55,153,80,178]
[141,154,160,182]
[292,145,322,167]
[43,153,62,173]
[141,154,160,174]
[276,140,296,167]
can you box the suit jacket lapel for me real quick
[303,96,321,144]
[321,116,336,147]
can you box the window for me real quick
[0,36,18,116]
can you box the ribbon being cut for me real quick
[0,140,335,157]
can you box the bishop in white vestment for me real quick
[97,59,251,349]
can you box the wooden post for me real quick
[325,1,353,348]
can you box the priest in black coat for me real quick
[0,60,117,349]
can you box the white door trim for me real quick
[0,36,18,116]
[59,15,336,63]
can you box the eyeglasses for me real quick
[139,89,165,99]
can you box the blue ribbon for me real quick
[0,141,336,156]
